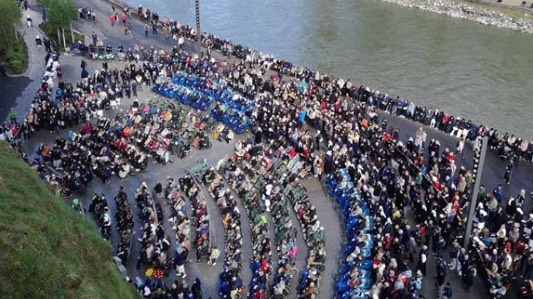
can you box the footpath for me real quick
[5,1,533,299]
[0,7,46,122]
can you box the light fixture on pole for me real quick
[463,136,488,248]
[195,0,201,56]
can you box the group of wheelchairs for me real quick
[325,168,375,299]
[220,153,301,298]
[152,71,254,135]
[197,166,246,299]
[152,81,214,111]
[211,103,252,135]
[173,71,255,113]
[134,98,215,160]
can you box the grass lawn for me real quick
[0,142,138,299]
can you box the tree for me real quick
[45,0,77,32]
[0,0,22,53]
[38,0,77,47]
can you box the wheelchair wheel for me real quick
[282,287,290,296]
[289,267,298,277]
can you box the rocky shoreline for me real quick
[381,0,533,33]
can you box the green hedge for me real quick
[6,42,26,74]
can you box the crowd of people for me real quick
[220,151,299,298]
[133,29,531,298]
[131,3,533,167]
[213,136,326,299]
[200,165,245,298]
[9,3,533,299]
[133,182,170,274]
[88,193,111,239]
[114,187,135,265]
[176,173,211,266]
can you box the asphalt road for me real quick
[0,76,31,121]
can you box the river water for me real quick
[126,0,533,140]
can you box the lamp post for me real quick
[463,136,489,248]
[195,0,201,56]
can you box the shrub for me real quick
[6,43,26,74]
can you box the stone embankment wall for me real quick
[381,0,533,33]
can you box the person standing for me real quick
[461,255,474,292]
[523,251,533,279]
[207,246,220,266]
[153,182,163,201]
[92,32,97,46]
[131,80,138,97]
[504,161,513,184]
[175,246,188,278]
[456,137,465,159]
[448,240,460,270]
[191,278,202,299]
[35,35,42,48]
[436,257,448,298]
[8,108,17,125]
[144,23,149,38]
[417,245,428,276]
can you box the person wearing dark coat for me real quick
[324,151,334,174]
[175,247,188,278]
[461,256,474,292]
[254,127,262,144]
[191,278,202,299]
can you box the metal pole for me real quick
[463,136,488,248]
[195,0,201,56]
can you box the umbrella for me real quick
[153,269,164,279]
[145,268,154,277]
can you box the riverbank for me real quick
[380,0,533,33]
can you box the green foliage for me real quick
[40,0,77,32]
[0,0,22,53]
[39,22,84,45]
[6,42,26,74]
[0,142,139,299]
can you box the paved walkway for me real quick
[0,7,48,122]
[5,1,533,298]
